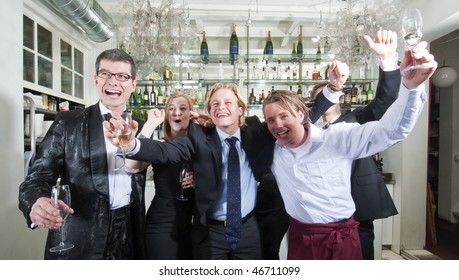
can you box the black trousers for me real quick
[358,219,375,260]
[194,215,262,260]
[104,204,135,260]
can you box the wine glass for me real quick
[114,111,133,173]
[176,162,191,201]
[49,184,74,253]
[401,8,426,74]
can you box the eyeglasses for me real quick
[96,70,133,82]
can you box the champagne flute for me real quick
[49,184,74,253]
[401,8,426,74]
[176,162,191,201]
[114,111,133,173]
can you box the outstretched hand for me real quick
[363,29,398,62]
[400,41,437,89]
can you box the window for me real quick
[22,14,86,102]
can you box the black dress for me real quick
[145,160,194,259]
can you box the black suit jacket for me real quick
[19,103,148,259]
[331,67,401,221]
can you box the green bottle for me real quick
[200,31,209,64]
[156,86,164,105]
[229,23,239,65]
[264,30,273,56]
[366,83,374,104]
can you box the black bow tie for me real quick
[103,112,112,121]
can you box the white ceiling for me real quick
[97,0,459,52]
[97,0,348,51]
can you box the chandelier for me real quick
[117,0,197,79]
[324,0,407,70]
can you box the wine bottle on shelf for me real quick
[316,43,322,60]
[150,85,156,106]
[264,30,274,56]
[200,31,209,64]
[366,82,374,103]
[291,42,296,56]
[156,86,164,105]
[229,23,239,65]
[135,87,142,106]
[292,64,298,80]
[143,86,150,106]
[163,65,170,81]
[296,26,303,57]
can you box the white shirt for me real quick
[271,83,426,224]
[99,102,132,209]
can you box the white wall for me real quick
[0,0,47,260]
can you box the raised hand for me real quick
[139,109,165,139]
[400,41,437,89]
[103,112,138,152]
[363,29,398,62]
[327,60,350,91]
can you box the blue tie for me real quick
[225,136,241,250]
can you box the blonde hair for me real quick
[205,83,247,127]
[162,92,193,142]
[263,89,310,125]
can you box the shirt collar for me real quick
[216,127,241,144]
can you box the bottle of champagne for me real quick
[163,65,170,81]
[200,31,209,64]
[291,42,296,56]
[229,23,239,65]
[296,26,303,57]
[150,85,156,106]
[129,90,135,106]
[264,30,273,56]
[157,86,164,105]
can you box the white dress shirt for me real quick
[99,102,132,209]
[271,83,426,224]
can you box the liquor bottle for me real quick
[312,63,320,80]
[264,30,273,56]
[276,60,282,79]
[291,42,296,56]
[259,89,265,104]
[316,43,322,60]
[218,60,224,80]
[164,86,171,101]
[150,85,156,106]
[229,23,239,65]
[186,63,192,80]
[200,31,209,64]
[249,88,256,105]
[156,86,164,105]
[366,82,374,103]
[351,84,358,104]
[143,86,150,106]
[297,85,303,97]
[296,26,303,57]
